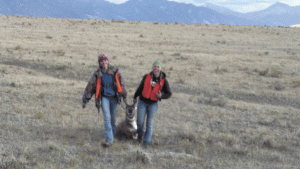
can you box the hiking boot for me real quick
[137,134,143,143]
[101,142,111,148]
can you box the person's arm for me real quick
[160,79,172,100]
[82,73,97,107]
[134,75,147,100]
[117,70,127,100]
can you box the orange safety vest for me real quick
[142,73,165,101]
[95,72,122,99]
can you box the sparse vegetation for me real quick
[214,64,228,74]
[172,52,180,56]
[292,80,300,88]
[37,92,46,99]
[53,49,65,56]
[177,78,185,84]
[14,45,22,50]
[0,15,299,169]
[215,95,229,107]
[270,67,283,78]
[259,68,269,76]
[111,19,125,23]
[46,35,53,39]
[34,112,44,119]
[273,81,285,91]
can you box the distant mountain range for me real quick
[0,0,299,26]
[203,2,300,26]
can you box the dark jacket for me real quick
[82,65,127,111]
[134,71,171,105]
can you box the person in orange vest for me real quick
[82,54,127,147]
[133,61,172,148]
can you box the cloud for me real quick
[168,0,204,6]
[192,0,299,12]
[279,0,300,6]
[225,3,271,13]
[105,0,128,4]
[104,0,299,12]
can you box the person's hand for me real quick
[82,103,86,109]
[156,91,162,99]
[133,98,137,104]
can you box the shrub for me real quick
[215,95,228,107]
[172,53,180,56]
[198,93,205,103]
[45,35,53,39]
[56,65,67,70]
[35,112,44,119]
[259,68,269,76]
[273,81,285,91]
[262,137,274,148]
[136,150,151,164]
[177,131,197,143]
[177,78,185,84]
[14,45,21,50]
[217,40,226,44]
[6,48,12,54]
[53,49,65,56]
[111,19,125,23]
[215,65,228,74]
[176,56,189,60]
[37,93,46,99]
[292,80,300,88]
[270,67,283,78]
[220,134,236,146]
[135,55,144,58]
[25,150,35,161]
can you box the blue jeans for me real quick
[136,100,158,144]
[101,96,118,143]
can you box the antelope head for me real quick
[124,100,137,119]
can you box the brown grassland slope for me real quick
[0,15,300,168]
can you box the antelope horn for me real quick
[124,99,128,106]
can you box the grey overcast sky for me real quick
[104,0,300,13]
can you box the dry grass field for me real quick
[0,15,300,168]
